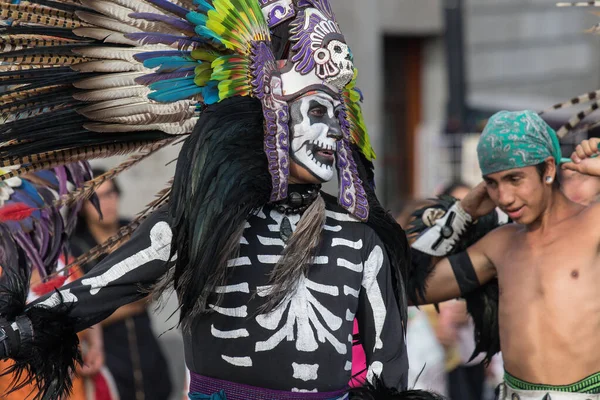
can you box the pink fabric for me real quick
[349,320,367,387]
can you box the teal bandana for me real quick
[477,110,562,176]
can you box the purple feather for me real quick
[63,162,91,234]
[129,12,196,34]
[31,217,49,266]
[54,166,69,196]
[134,50,191,62]
[12,229,46,279]
[138,0,189,18]
[135,69,195,85]
[125,33,204,50]
[40,211,65,275]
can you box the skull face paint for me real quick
[289,91,342,183]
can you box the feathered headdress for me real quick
[0,0,374,221]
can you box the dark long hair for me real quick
[167,97,272,329]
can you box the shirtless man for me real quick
[411,110,600,399]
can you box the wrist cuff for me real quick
[411,202,472,256]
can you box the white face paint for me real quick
[289,92,342,182]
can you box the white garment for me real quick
[498,382,600,399]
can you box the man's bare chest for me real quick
[494,235,600,321]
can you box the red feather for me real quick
[31,276,68,297]
[0,202,35,222]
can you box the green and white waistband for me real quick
[504,371,600,394]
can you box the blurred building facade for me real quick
[331,0,448,205]
[332,0,600,203]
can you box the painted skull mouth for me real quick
[305,141,336,168]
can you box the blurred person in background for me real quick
[439,182,486,400]
[400,199,449,396]
[70,169,172,400]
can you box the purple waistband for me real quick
[189,372,348,400]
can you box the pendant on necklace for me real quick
[280,216,293,243]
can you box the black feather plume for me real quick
[166,97,271,329]
[348,377,445,400]
[0,240,82,400]
[350,146,410,329]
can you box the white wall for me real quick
[331,0,446,196]
[464,0,600,107]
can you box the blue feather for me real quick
[192,23,222,44]
[143,56,198,72]
[202,81,219,104]
[186,11,207,26]
[33,170,59,187]
[134,50,190,62]
[193,0,214,13]
[135,70,194,85]
[16,180,44,206]
[149,84,204,103]
[149,75,196,91]
[126,33,206,49]
[143,0,189,18]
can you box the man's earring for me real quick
[546,176,553,184]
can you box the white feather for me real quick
[84,118,198,135]
[79,0,135,23]
[72,47,143,62]
[81,100,195,119]
[75,11,141,34]
[78,97,149,114]
[101,0,166,15]
[74,71,147,89]
[71,60,146,73]
[89,109,196,124]
[79,0,181,34]
[73,85,151,101]
[73,28,140,46]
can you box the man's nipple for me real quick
[571,269,579,279]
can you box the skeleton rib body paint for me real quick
[289,91,342,182]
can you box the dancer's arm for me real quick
[27,205,173,331]
[356,231,409,390]
[0,205,174,397]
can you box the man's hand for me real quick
[434,302,460,348]
[77,325,104,377]
[563,138,600,177]
[460,182,496,219]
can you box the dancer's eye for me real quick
[310,107,325,117]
